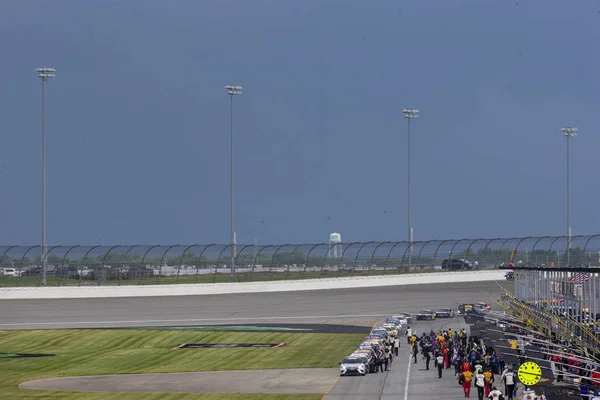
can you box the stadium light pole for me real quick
[403,109,419,270]
[225,85,242,277]
[36,67,55,286]
[562,127,577,267]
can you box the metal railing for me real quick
[2,234,600,286]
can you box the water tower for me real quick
[328,232,342,258]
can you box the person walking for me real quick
[461,369,474,398]
[376,354,384,373]
[384,347,391,371]
[394,336,400,356]
[499,365,506,394]
[502,366,516,400]
[436,353,444,378]
[475,367,486,400]
[483,367,494,397]
[407,326,412,344]
[425,347,431,370]
[412,342,418,364]
[443,346,450,369]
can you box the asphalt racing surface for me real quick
[0,280,506,329]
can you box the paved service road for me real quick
[0,280,507,329]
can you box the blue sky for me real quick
[1,0,599,245]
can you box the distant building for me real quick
[328,232,342,258]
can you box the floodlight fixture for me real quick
[36,67,56,82]
[403,109,420,119]
[562,127,577,137]
[225,85,242,95]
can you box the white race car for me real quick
[339,355,368,376]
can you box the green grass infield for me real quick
[0,329,364,400]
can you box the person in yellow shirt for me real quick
[483,368,494,397]
[461,369,474,398]
[448,328,453,338]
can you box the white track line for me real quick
[403,356,412,400]
[0,313,391,327]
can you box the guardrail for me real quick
[0,270,507,299]
[1,234,600,287]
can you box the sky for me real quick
[1,0,599,246]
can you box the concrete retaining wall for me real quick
[0,270,506,300]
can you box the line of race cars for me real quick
[338,304,493,376]
[339,312,413,376]
[416,302,492,320]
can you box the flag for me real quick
[570,272,590,284]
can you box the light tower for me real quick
[36,67,56,286]
[224,85,242,277]
[403,108,419,269]
[562,127,577,267]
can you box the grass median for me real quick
[0,329,364,400]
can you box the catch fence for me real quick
[2,234,600,286]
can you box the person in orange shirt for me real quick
[461,369,474,398]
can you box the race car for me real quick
[475,302,492,311]
[370,328,390,340]
[385,317,406,326]
[416,310,436,320]
[393,313,412,323]
[457,303,476,316]
[339,355,368,376]
[380,323,399,337]
[435,308,455,318]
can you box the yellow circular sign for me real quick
[518,361,542,386]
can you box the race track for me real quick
[3,279,510,399]
[0,280,507,329]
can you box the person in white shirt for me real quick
[521,387,536,400]
[487,387,505,400]
[475,367,486,400]
[500,366,509,395]
[436,353,444,378]
[502,367,516,400]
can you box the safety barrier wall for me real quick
[1,234,599,287]
[0,270,506,299]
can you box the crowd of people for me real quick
[407,327,520,399]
